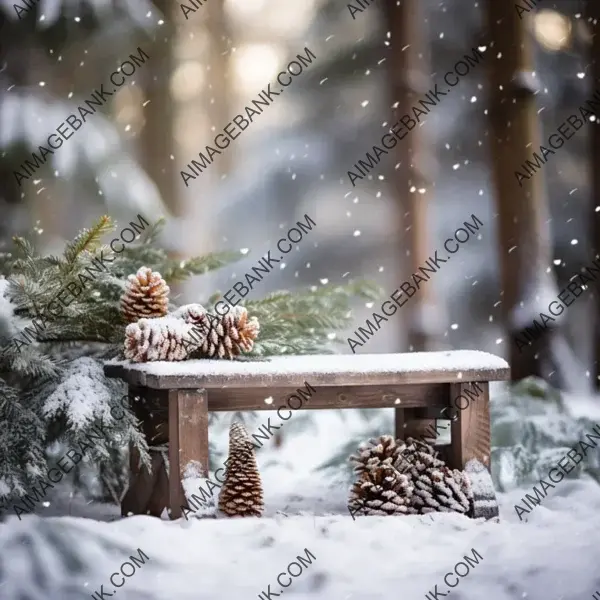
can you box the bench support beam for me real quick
[121,385,170,518]
[113,372,499,520]
[168,388,209,519]
[400,407,437,443]
[448,381,490,470]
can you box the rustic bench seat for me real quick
[104,350,510,519]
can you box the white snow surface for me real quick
[182,461,216,518]
[108,350,510,386]
[3,398,600,599]
[3,478,600,600]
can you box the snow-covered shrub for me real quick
[491,377,600,491]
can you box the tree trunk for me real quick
[384,0,441,352]
[0,19,27,242]
[587,1,600,389]
[205,0,232,175]
[138,0,185,302]
[172,2,229,262]
[487,2,578,387]
[140,0,178,218]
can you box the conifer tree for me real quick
[0,216,379,512]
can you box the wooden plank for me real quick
[448,381,491,471]
[104,362,125,380]
[122,385,158,517]
[402,407,437,444]
[122,444,156,517]
[394,408,405,440]
[204,383,445,412]
[168,388,209,520]
[131,365,509,389]
[397,404,451,462]
[120,385,172,518]
[103,351,511,390]
[436,444,453,465]
[146,450,170,518]
[127,386,169,444]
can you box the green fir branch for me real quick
[10,237,36,261]
[62,215,115,268]
[0,216,381,506]
[159,251,244,283]
[137,216,166,246]
[240,280,382,357]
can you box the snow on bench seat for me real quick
[104,350,510,389]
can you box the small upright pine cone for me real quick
[124,316,199,362]
[348,464,416,517]
[121,267,170,324]
[400,438,473,515]
[190,306,260,360]
[218,422,264,517]
[350,435,407,478]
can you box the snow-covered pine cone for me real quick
[393,437,445,474]
[172,303,208,325]
[348,464,416,517]
[350,435,407,477]
[124,316,201,362]
[120,267,170,324]
[218,422,264,517]
[409,465,473,515]
[192,306,260,360]
[399,438,473,515]
[172,303,211,350]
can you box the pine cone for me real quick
[121,267,170,324]
[400,438,473,515]
[394,437,445,474]
[124,316,199,362]
[350,435,406,477]
[182,306,259,360]
[218,422,264,517]
[172,303,208,325]
[348,464,416,516]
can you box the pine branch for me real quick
[62,215,114,268]
[159,251,244,282]
[0,216,381,506]
[240,280,382,357]
[10,236,36,261]
[137,216,166,246]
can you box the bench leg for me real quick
[168,388,209,519]
[448,381,490,470]
[394,408,405,440]
[400,407,437,444]
[121,444,160,517]
[121,385,171,518]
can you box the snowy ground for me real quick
[4,476,600,600]
[3,387,600,599]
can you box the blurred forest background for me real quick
[2,0,600,507]
[4,4,600,596]
[2,0,600,394]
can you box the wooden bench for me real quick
[104,350,510,519]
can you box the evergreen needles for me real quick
[0,215,380,511]
[243,281,381,356]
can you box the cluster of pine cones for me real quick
[120,266,260,362]
[180,424,475,520]
[348,436,474,517]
